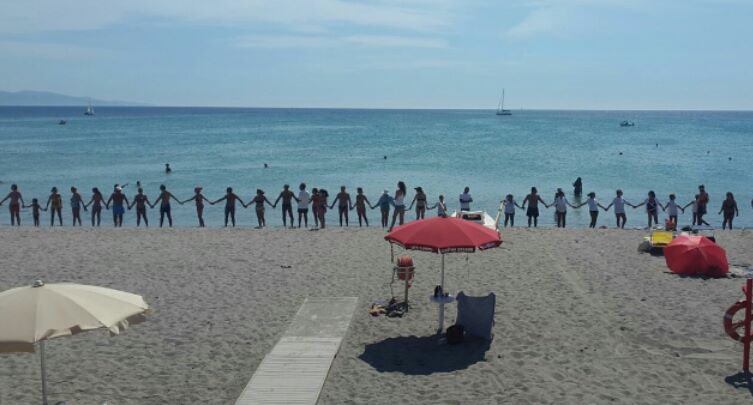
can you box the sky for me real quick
[0,0,751,109]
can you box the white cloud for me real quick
[0,0,456,34]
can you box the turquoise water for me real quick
[0,107,751,228]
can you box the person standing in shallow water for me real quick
[128,188,151,227]
[45,187,63,226]
[329,186,352,227]
[573,177,583,197]
[317,189,329,229]
[69,187,86,226]
[521,187,548,228]
[408,186,427,220]
[296,183,310,228]
[212,187,244,227]
[459,186,473,212]
[246,189,274,228]
[85,187,105,226]
[151,184,182,228]
[182,187,210,227]
[696,184,710,226]
[274,184,298,228]
[603,189,633,229]
[389,181,407,231]
[372,190,392,227]
[577,192,606,228]
[632,190,661,228]
[719,192,739,230]
[106,186,129,227]
[0,184,24,226]
[352,187,370,226]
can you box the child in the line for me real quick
[603,189,633,229]
[246,189,274,228]
[371,190,393,227]
[577,192,606,228]
[632,190,661,228]
[662,194,683,227]
[128,188,151,227]
[719,192,739,230]
[352,187,371,227]
[45,187,63,226]
[682,195,700,226]
[502,194,522,227]
[23,198,45,227]
[427,194,448,218]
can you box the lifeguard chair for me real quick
[391,256,415,310]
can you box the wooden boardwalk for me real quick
[235,297,358,405]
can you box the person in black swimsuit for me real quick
[408,186,427,220]
[128,188,151,227]
[151,184,182,228]
[212,187,244,227]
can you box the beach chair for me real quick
[455,292,495,340]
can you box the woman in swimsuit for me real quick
[408,186,427,220]
[352,187,371,226]
[45,187,63,226]
[632,190,660,228]
[69,186,87,226]
[317,189,329,229]
[182,187,210,227]
[85,187,105,226]
[389,181,407,231]
[0,184,24,226]
[719,192,739,230]
[521,187,548,228]
[150,184,182,228]
[310,188,321,228]
[246,189,274,228]
[128,188,151,227]
[212,187,244,227]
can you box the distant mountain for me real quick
[0,90,150,106]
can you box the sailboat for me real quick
[84,102,95,116]
[496,89,511,116]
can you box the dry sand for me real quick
[0,227,752,404]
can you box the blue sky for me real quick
[0,0,751,109]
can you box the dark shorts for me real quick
[298,208,308,214]
[160,204,171,214]
[526,207,539,218]
[113,205,125,216]
[697,206,707,216]
[282,204,292,211]
[724,212,734,220]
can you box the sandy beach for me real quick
[1,227,752,404]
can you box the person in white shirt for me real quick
[577,192,607,228]
[502,194,522,227]
[459,187,473,211]
[662,193,683,227]
[604,189,634,229]
[297,183,311,228]
[551,190,577,228]
[389,181,407,231]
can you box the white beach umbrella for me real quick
[0,280,150,405]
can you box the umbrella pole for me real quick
[438,253,445,333]
[40,340,48,405]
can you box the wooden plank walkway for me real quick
[235,297,358,405]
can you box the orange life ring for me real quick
[724,300,749,342]
[396,256,415,281]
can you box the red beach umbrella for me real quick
[664,235,728,277]
[384,217,502,331]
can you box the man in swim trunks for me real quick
[696,184,710,226]
[521,187,548,228]
[106,186,129,227]
[0,184,24,226]
[329,186,352,227]
[151,184,182,228]
[128,187,151,227]
[212,187,244,227]
[274,184,298,228]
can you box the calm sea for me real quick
[0,107,751,228]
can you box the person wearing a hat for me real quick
[408,186,427,220]
[182,187,210,227]
[106,186,129,227]
[371,189,393,228]
[576,192,606,228]
[246,189,274,228]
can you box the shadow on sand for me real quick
[725,371,753,397]
[358,334,490,375]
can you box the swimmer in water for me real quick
[165,163,172,174]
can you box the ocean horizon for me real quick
[1,106,751,229]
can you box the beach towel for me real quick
[455,291,495,340]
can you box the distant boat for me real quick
[496,89,511,116]
[620,120,635,127]
[84,103,95,116]
[58,120,66,125]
